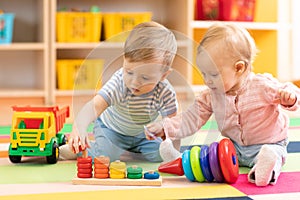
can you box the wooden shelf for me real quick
[0,43,45,50]
[190,21,288,30]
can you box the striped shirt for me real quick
[163,72,300,146]
[98,68,177,136]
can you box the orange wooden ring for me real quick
[94,173,109,179]
[77,163,92,169]
[94,163,109,169]
[94,168,109,174]
[94,156,110,165]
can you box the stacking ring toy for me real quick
[218,138,239,183]
[209,142,224,182]
[182,150,195,182]
[200,145,214,182]
[190,146,205,182]
[158,138,239,184]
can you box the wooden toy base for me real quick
[72,176,162,186]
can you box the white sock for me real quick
[159,138,181,163]
[59,144,77,160]
[254,145,277,186]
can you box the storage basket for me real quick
[0,13,15,44]
[102,12,152,42]
[56,59,104,90]
[56,12,102,42]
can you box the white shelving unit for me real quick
[0,0,49,125]
[0,0,297,125]
[188,0,293,83]
[49,0,192,120]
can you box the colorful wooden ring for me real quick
[218,138,239,183]
[181,150,195,182]
[190,146,205,182]
[94,173,109,179]
[127,173,143,179]
[77,157,92,164]
[144,171,160,179]
[200,145,214,182]
[127,165,143,174]
[77,162,92,169]
[209,142,224,182]
[77,168,93,174]
[110,173,126,179]
[94,155,110,166]
[94,163,109,169]
[77,173,92,178]
[94,168,109,174]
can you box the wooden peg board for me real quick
[72,176,162,186]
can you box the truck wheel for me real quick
[9,155,22,163]
[46,143,59,164]
[61,135,67,146]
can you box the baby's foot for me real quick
[254,145,277,186]
[59,144,77,160]
[159,138,181,163]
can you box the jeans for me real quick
[87,118,163,162]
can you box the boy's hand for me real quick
[274,89,297,107]
[145,121,165,140]
[68,127,90,154]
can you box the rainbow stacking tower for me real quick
[158,138,239,183]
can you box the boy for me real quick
[60,21,179,162]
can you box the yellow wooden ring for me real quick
[190,146,205,182]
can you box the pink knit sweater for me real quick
[163,73,300,146]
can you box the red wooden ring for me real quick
[77,163,92,169]
[77,168,93,174]
[77,157,92,164]
[77,173,92,178]
[218,138,239,183]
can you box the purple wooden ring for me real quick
[200,145,214,182]
[209,142,224,182]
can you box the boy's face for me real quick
[197,48,241,94]
[123,59,169,96]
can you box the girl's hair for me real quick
[124,21,177,71]
[197,22,258,67]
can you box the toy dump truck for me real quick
[8,106,70,164]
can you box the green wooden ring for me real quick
[127,173,143,179]
[190,146,205,182]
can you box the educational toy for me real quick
[158,138,239,183]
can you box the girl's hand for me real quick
[275,89,297,107]
[145,121,166,140]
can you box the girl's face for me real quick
[196,48,244,94]
[123,59,170,96]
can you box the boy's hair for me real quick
[124,21,177,71]
[198,22,258,67]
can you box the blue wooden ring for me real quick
[200,145,214,182]
[218,138,239,183]
[181,150,195,182]
[144,171,160,179]
[209,142,224,182]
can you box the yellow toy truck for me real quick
[8,106,70,164]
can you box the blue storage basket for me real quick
[0,13,15,44]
